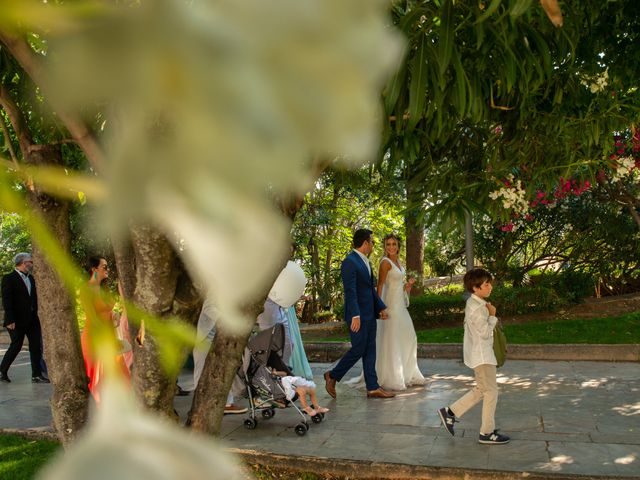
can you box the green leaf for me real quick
[383,60,408,116]
[553,87,564,104]
[476,0,503,24]
[522,25,552,74]
[438,0,454,76]
[407,32,429,132]
[451,47,468,117]
[504,48,517,92]
[510,0,533,19]
[592,121,600,145]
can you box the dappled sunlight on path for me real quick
[2,351,639,478]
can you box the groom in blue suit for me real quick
[324,229,395,399]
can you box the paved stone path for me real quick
[1,349,639,478]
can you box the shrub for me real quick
[428,283,464,296]
[491,284,566,315]
[314,310,336,322]
[408,283,568,327]
[333,302,344,321]
[532,270,596,303]
[408,294,465,327]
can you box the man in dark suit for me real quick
[324,229,395,399]
[0,252,49,383]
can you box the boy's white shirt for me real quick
[463,293,498,369]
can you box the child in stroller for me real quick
[270,369,329,417]
[239,324,328,436]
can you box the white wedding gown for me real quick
[345,257,425,391]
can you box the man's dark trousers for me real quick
[331,316,378,390]
[1,322,43,377]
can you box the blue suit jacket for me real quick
[341,251,386,324]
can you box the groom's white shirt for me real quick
[353,249,371,276]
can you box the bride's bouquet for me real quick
[404,269,420,307]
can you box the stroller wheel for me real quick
[311,413,323,424]
[244,418,258,430]
[262,408,275,419]
[295,423,307,436]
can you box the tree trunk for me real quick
[405,182,425,294]
[321,182,340,309]
[27,144,89,446]
[128,224,195,418]
[189,188,313,435]
[188,320,253,435]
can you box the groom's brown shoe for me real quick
[367,388,395,398]
[324,371,336,399]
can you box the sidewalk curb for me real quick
[305,342,640,363]
[233,449,628,480]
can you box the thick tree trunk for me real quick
[28,144,89,446]
[112,233,137,302]
[128,224,199,418]
[405,181,425,294]
[188,320,253,435]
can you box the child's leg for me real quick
[296,386,316,416]
[449,367,485,419]
[309,388,329,413]
[475,364,498,434]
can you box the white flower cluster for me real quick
[581,69,609,93]
[489,175,530,214]
[611,156,637,182]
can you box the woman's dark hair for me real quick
[382,233,402,254]
[463,268,493,292]
[86,256,105,276]
[353,228,373,248]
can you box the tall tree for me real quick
[0,48,89,446]
[382,0,640,268]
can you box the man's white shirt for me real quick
[16,269,31,295]
[353,249,371,276]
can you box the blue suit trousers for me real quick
[331,317,378,391]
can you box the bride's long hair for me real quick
[382,233,402,258]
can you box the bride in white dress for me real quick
[345,234,425,390]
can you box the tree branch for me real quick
[0,114,19,168]
[0,83,33,157]
[0,31,106,173]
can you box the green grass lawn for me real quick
[307,312,640,344]
[0,433,320,480]
[0,434,60,480]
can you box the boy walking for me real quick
[437,268,509,445]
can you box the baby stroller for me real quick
[238,324,324,436]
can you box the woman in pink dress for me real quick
[80,256,130,403]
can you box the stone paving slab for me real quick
[1,349,639,478]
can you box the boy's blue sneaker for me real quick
[437,407,456,436]
[478,430,510,445]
